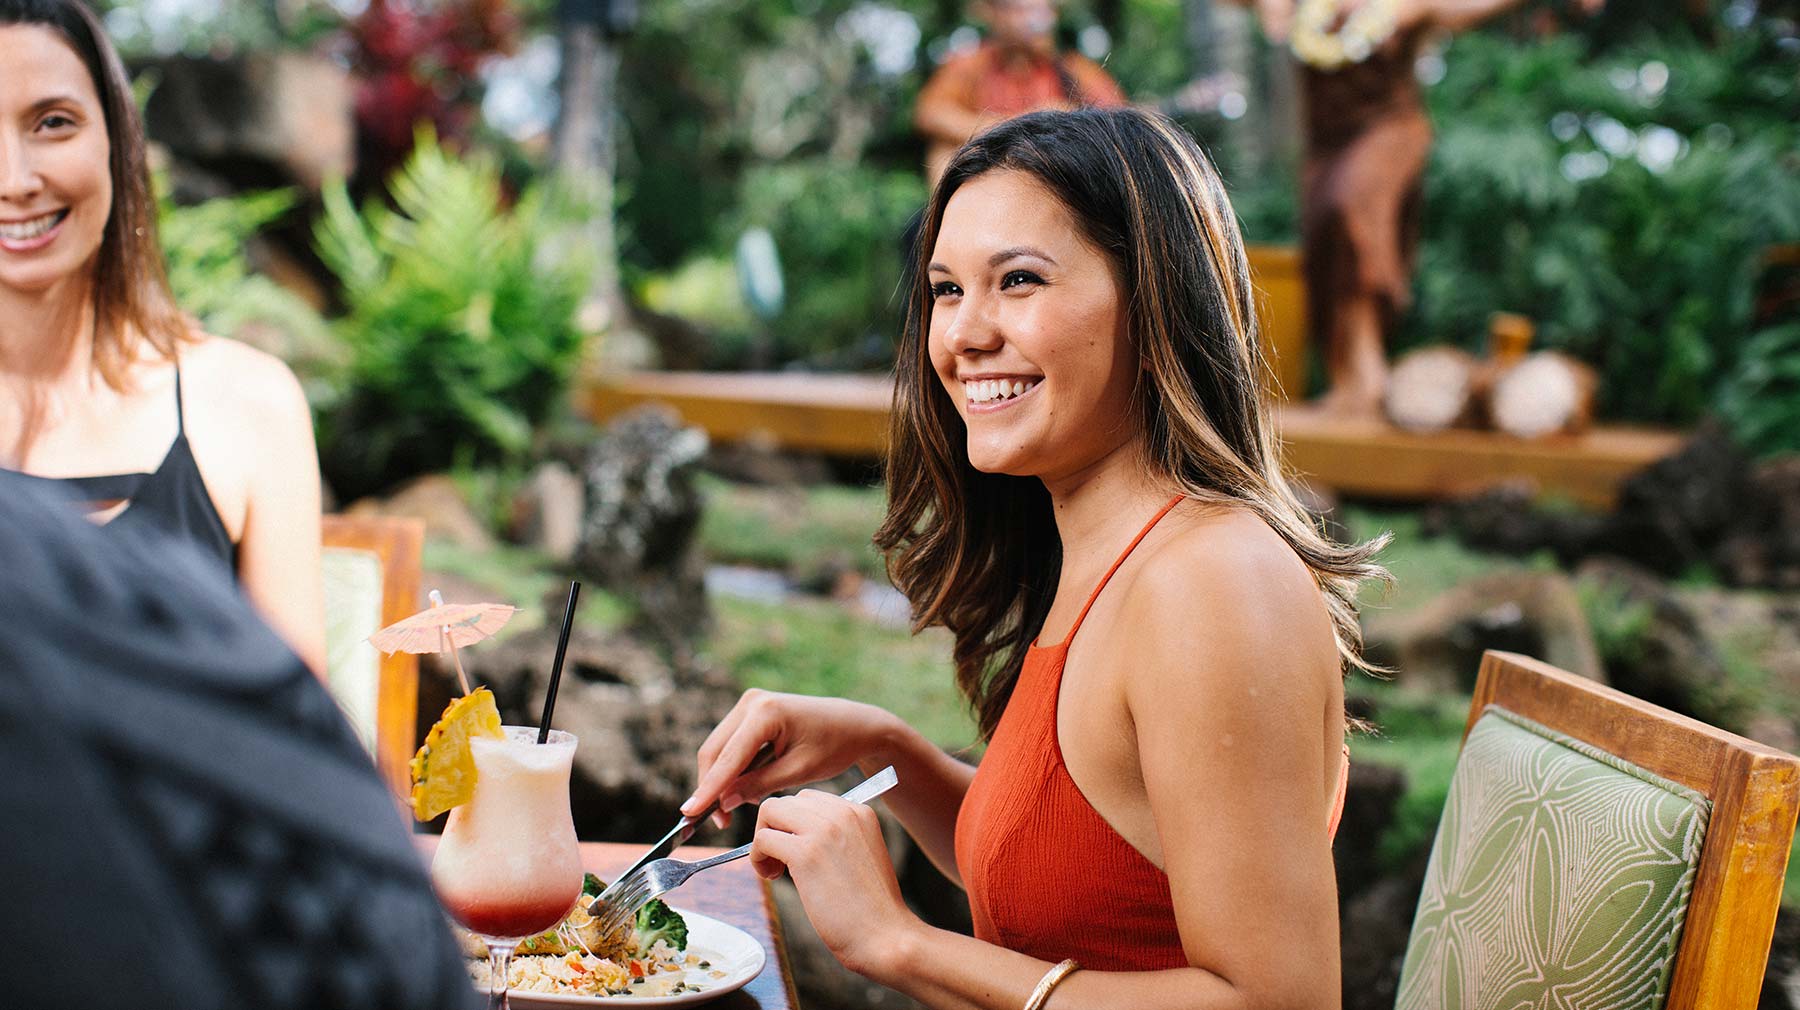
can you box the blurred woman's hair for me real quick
[1,0,189,388]
[875,108,1390,741]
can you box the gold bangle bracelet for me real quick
[1022,959,1081,1010]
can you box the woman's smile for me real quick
[962,374,1042,412]
[0,208,71,252]
[0,24,114,296]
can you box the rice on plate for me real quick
[459,875,711,998]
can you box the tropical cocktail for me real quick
[431,726,583,1007]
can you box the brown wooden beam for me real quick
[583,371,1683,509]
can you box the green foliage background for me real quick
[614,0,1203,370]
[312,131,593,499]
[615,4,1798,451]
[156,183,341,402]
[1393,24,1800,447]
[152,1,1799,469]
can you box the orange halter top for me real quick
[952,496,1351,970]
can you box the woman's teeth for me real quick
[964,378,1038,404]
[0,210,66,241]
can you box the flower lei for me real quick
[1290,0,1401,69]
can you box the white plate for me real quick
[497,908,765,1007]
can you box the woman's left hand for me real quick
[749,790,917,977]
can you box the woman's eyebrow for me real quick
[988,246,1057,268]
[928,246,1060,275]
[25,94,85,115]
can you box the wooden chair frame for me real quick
[321,514,424,799]
[1465,650,1800,1009]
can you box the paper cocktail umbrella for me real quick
[368,590,516,695]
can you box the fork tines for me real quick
[594,876,651,936]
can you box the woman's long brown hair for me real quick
[875,108,1390,741]
[2,0,190,388]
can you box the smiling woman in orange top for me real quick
[0,0,325,674]
[682,107,1388,1010]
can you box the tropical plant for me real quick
[1716,321,1800,457]
[1396,23,1800,435]
[314,130,592,499]
[156,183,339,402]
[729,160,927,368]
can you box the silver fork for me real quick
[588,766,898,936]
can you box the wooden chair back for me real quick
[320,515,424,799]
[1463,650,1800,1009]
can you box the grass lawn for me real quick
[704,594,974,751]
[697,474,890,581]
[1790,829,1800,911]
[1340,505,1555,613]
[1346,678,1473,870]
[422,539,632,638]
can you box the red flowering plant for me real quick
[344,0,520,183]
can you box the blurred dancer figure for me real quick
[914,0,1127,187]
[1254,0,1600,417]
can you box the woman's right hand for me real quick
[680,689,897,829]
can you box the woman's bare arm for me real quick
[857,714,977,884]
[197,339,326,676]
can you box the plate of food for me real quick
[460,874,765,1006]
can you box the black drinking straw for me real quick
[538,580,581,743]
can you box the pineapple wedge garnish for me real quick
[409,687,503,821]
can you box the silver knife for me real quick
[592,742,776,908]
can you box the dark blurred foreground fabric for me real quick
[0,474,478,1010]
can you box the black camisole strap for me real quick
[6,362,237,574]
[108,363,237,573]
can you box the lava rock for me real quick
[575,407,712,658]
[1363,571,1605,694]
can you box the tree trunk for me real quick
[554,22,625,334]
[1186,0,1296,183]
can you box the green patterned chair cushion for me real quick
[1395,706,1710,1010]
[321,546,384,757]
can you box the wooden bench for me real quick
[582,371,1683,509]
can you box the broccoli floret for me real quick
[634,898,688,951]
[582,873,605,898]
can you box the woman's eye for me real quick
[1000,270,1043,290]
[930,280,962,299]
[37,114,76,131]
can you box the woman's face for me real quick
[0,25,112,297]
[979,0,1058,55]
[927,169,1139,483]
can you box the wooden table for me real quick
[417,838,800,1010]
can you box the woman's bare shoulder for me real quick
[176,334,316,490]
[1116,504,1336,699]
[1137,504,1320,609]
[179,334,310,423]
